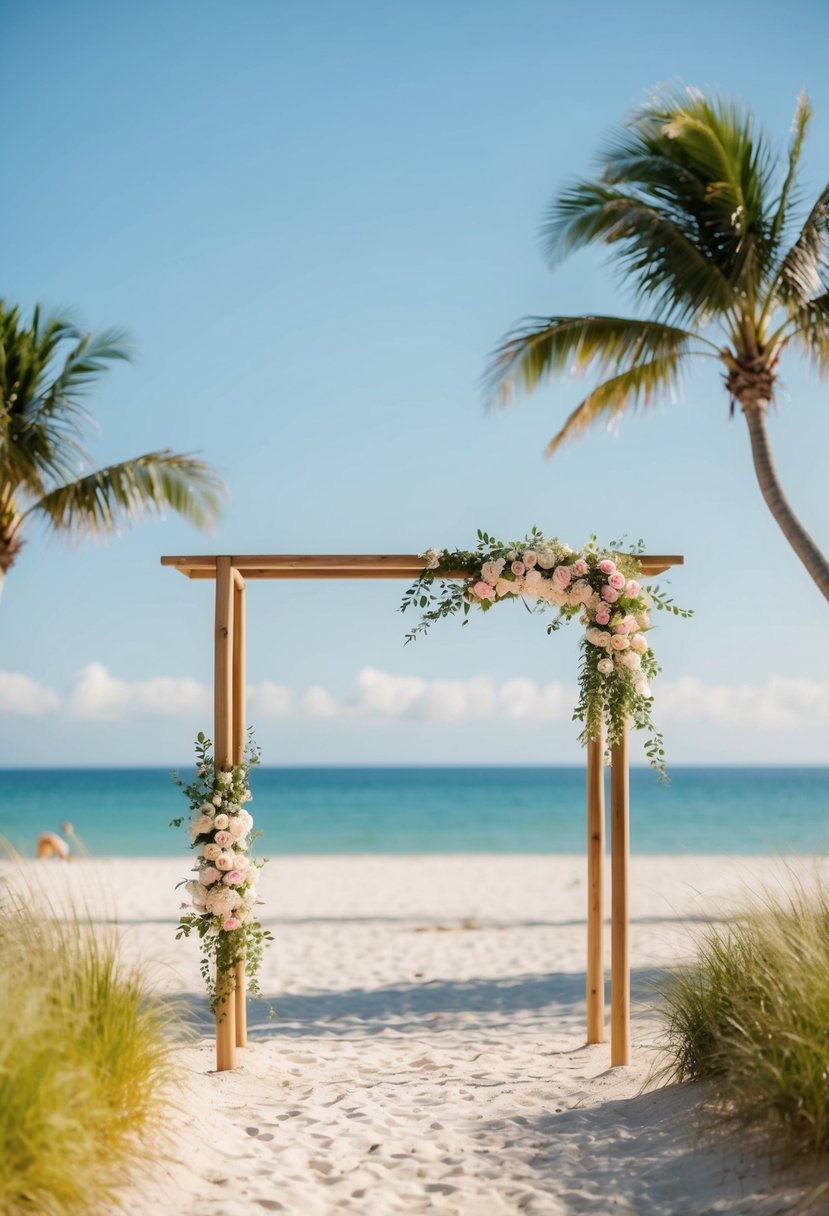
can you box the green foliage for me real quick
[0,879,183,1215]
[402,531,690,776]
[658,879,829,1156]
[0,300,223,575]
[488,88,829,451]
[171,731,272,1015]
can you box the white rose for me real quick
[202,842,221,861]
[212,794,222,806]
[610,634,629,651]
[199,802,215,815]
[597,657,614,676]
[535,546,556,570]
[481,559,506,585]
[618,650,642,670]
[228,817,245,839]
[636,612,651,629]
[218,772,232,786]
[630,634,648,654]
[214,813,229,830]
[215,852,235,871]
[205,886,241,917]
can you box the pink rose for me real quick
[594,605,611,626]
[601,586,620,603]
[472,580,496,601]
[608,571,626,590]
[199,866,221,886]
[626,580,641,598]
[223,917,241,931]
[214,830,233,847]
[223,870,244,886]
[572,558,589,577]
[552,565,571,589]
[511,561,525,576]
[523,551,538,569]
[524,568,541,586]
[215,852,235,871]
[598,559,616,575]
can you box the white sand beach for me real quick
[13,854,829,1215]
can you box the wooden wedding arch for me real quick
[162,551,684,1072]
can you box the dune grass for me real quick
[659,876,829,1156]
[0,877,185,1215]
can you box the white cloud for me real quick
[8,662,829,735]
[68,662,210,719]
[0,672,60,716]
[249,680,294,718]
[658,677,829,731]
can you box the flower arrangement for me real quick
[401,529,690,775]
[171,731,272,1013]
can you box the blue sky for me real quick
[2,0,829,766]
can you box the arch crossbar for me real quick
[162,551,684,1071]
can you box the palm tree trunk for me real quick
[743,402,829,602]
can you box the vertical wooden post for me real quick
[610,719,630,1066]
[232,572,247,1048]
[586,730,605,1044]
[214,556,236,1071]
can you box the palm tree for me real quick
[0,302,223,596]
[488,89,829,602]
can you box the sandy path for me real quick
[10,855,829,1214]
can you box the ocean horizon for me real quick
[2,765,828,858]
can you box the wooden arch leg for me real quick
[232,570,247,1048]
[215,557,237,1071]
[610,719,630,1066]
[586,732,605,1044]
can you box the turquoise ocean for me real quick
[1,767,828,857]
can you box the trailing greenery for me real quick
[0,879,183,1215]
[658,879,829,1156]
[401,529,690,775]
[171,731,272,1015]
[489,88,829,602]
[0,301,223,589]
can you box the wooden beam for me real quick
[586,731,605,1045]
[161,553,684,579]
[610,720,631,1067]
[214,557,236,1072]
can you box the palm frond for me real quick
[486,313,700,405]
[768,92,813,254]
[773,185,829,307]
[782,291,829,373]
[24,452,224,537]
[545,355,686,456]
[542,183,736,322]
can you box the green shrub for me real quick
[659,878,829,1155]
[0,882,185,1215]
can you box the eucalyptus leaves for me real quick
[171,732,271,1013]
[401,529,690,775]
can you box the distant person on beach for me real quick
[35,820,76,860]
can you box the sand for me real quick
[11,854,829,1215]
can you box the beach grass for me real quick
[0,877,185,1215]
[659,876,829,1156]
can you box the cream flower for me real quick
[202,842,221,861]
[630,634,648,654]
[597,657,614,676]
[213,813,229,830]
[610,633,630,651]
